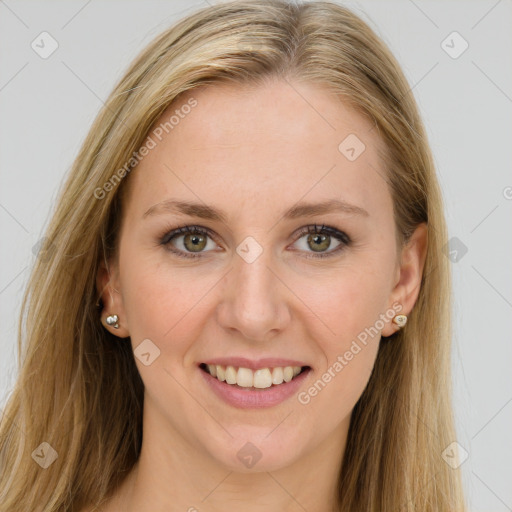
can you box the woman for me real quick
[0,1,466,511]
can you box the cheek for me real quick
[297,262,391,346]
[296,268,385,418]
[119,230,393,366]
[119,250,213,352]
[292,258,390,407]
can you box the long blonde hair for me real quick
[0,1,466,511]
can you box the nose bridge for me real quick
[235,244,274,302]
[217,239,290,340]
[234,241,279,312]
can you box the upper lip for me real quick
[200,357,311,370]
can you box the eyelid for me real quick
[159,224,218,246]
[286,224,350,259]
[159,223,351,259]
[291,224,351,245]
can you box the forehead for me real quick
[123,79,391,222]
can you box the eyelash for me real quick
[158,224,351,260]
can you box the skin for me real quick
[95,78,427,512]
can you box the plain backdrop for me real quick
[1,1,511,510]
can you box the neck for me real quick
[105,401,350,512]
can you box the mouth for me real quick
[199,363,311,391]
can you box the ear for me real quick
[96,257,130,339]
[381,222,428,337]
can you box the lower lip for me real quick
[199,366,311,409]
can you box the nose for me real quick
[216,246,291,343]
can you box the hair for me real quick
[0,1,466,511]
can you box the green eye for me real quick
[291,224,350,259]
[161,226,216,259]
[160,224,351,260]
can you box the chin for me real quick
[202,428,307,473]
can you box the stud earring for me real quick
[105,314,119,329]
[392,314,407,328]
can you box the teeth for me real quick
[283,367,294,382]
[271,367,284,385]
[225,365,237,384]
[204,364,304,388]
[237,367,254,387]
[253,368,272,388]
[216,365,226,382]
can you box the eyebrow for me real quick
[142,198,369,222]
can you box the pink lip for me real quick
[199,365,311,409]
[201,357,309,370]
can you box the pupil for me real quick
[309,233,329,252]
[185,233,206,252]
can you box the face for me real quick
[98,78,426,473]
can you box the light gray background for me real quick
[1,1,511,510]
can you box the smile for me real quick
[200,363,307,389]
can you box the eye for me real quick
[159,223,351,260]
[160,225,218,259]
[291,224,351,259]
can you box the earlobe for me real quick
[382,222,428,337]
[95,259,130,339]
